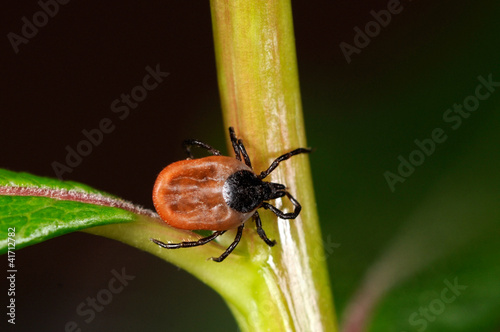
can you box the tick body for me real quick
[151,127,311,262]
[153,156,254,231]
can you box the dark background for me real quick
[2,1,500,331]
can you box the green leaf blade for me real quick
[0,196,136,254]
[0,169,142,254]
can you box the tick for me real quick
[151,127,311,262]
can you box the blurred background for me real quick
[2,1,499,331]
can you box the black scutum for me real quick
[223,170,270,213]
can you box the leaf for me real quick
[364,106,500,332]
[370,235,500,332]
[0,168,272,313]
[0,169,153,254]
[325,62,500,331]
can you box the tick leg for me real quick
[151,230,226,249]
[262,191,302,219]
[211,224,245,262]
[258,148,312,179]
[238,139,252,168]
[254,212,276,246]
[229,127,253,168]
[229,127,242,161]
[182,139,222,158]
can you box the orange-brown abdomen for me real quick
[153,156,255,231]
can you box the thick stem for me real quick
[210,1,337,330]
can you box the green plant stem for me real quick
[210,1,337,330]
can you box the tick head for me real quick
[223,170,276,213]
